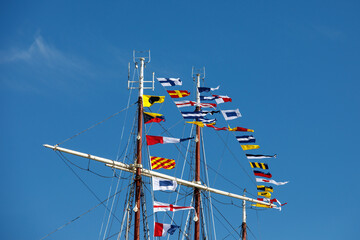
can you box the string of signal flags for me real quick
[142,77,289,237]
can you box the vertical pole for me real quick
[241,190,247,240]
[194,73,201,240]
[134,57,145,240]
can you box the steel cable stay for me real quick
[103,181,194,240]
[55,102,137,147]
[55,151,124,223]
[102,103,139,240]
[200,128,217,239]
[212,131,230,186]
[166,124,195,239]
[39,183,131,240]
[201,193,242,239]
[99,173,116,240]
[57,151,126,179]
[213,130,256,186]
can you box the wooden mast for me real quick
[241,190,247,240]
[194,73,201,240]
[134,57,145,240]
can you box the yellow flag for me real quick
[186,121,204,128]
[257,185,274,192]
[241,145,260,150]
[143,95,165,107]
[144,112,163,118]
[258,191,271,198]
[252,203,271,208]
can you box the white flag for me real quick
[153,201,194,212]
[152,177,177,191]
[221,109,242,120]
[255,178,289,186]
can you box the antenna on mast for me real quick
[128,50,154,91]
[192,66,205,82]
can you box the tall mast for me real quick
[134,57,145,240]
[241,190,247,240]
[194,73,201,240]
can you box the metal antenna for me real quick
[128,50,154,91]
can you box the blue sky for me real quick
[1,0,360,239]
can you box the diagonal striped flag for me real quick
[151,156,176,170]
[236,135,255,143]
[157,78,182,87]
[167,90,190,98]
[249,162,269,169]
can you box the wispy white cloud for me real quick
[0,35,95,94]
[1,35,88,71]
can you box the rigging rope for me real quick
[56,151,122,222]
[39,184,130,240]
[55,102,137,147]
[98,173,116,240]
[102,69,137,240]
[201,193,241,239]
[201,129,217,239]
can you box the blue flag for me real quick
[152,177,177,191]
[181,111,208,119]
[157,77,182,87]
[198,85,220,93]
[236,135,256,143]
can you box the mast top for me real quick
[128,50,154,91]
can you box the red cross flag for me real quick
[153,201,194,213]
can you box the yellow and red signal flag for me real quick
[167,90,190,98]
[241,145,260,150]
[187,121,223,129]
[251,203,272,208]
[206,124,228,131]
[151,156,176,170]
[186,121,205,127]
[144,112,165,124]
[228,126,254,132]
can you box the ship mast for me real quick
[194,72,201,240]
[43,53,277,239]
[134,57,145,240]
[241,190,247,240]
